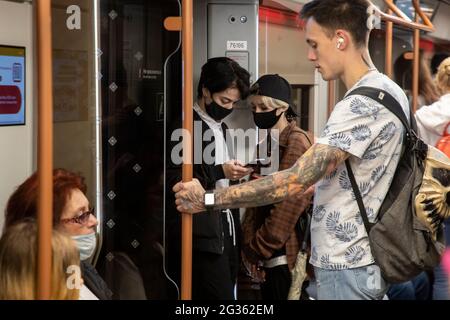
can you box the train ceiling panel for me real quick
[428,1,450,42]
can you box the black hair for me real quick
[197,57,250,100]
[300,0,370,48]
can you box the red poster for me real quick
[0,85,21,114]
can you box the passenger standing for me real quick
[167,57,252,299]
[415,57,450,147]
[174,0,412,300]
[415,57,450,300]
[241,74,313,299]
[394,50,440,109]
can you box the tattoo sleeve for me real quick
[214,143,349,210]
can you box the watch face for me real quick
[205,193,215,206]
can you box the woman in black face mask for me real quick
[251,94,288,130]
[249,74,297,131]
[241,74,314,300]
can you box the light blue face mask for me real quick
[72,232,97,261]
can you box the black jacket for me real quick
[81,261,113,300]
[166,110,236,254]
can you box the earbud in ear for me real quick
[337,37,344,49]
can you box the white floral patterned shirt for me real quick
[310,70,410,270]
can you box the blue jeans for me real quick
[314,265,389,300]
[387,272,430,300]
[433,219,450,300]
[433,264,449,300]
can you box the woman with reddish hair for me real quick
[4,168,112,300]
[5,168,87,229]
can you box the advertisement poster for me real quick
[0,46,25,126]
[53,49,88,122]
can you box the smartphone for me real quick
[244,158,270,168]
[244,163,258,169]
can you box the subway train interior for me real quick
[0,0,450,301]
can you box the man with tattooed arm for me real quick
[174,0,411,300]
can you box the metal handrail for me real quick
[180,0,194,301]
[36,0,53,300]
[163,0,195,301]
[412,13,420,112]
[384,0,394,78]
[382,0,434,79]
[373,0,435,33]
[384,0,411,21]
[411,0,434,32]
[378,0,434,111]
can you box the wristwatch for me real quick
[204,190,215,210]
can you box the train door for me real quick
[96,0,181,299]
[96,0,258,299]
[50,0,264,300]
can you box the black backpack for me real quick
[345,86,445,284]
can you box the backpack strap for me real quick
[344,86,411,235]
[345,159,373,232]
[346,86,411,132]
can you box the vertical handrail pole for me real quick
[181,0,193,300]
[36,0,53,300]
[385,0,393,78]
[412,11,420,112]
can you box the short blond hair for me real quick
[0,220,80,300]
[248,95,289,111]
[436,57,450,94]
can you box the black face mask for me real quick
[205,101,233,121]
[253,109,282,129]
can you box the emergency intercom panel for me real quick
[207,1,258,84]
